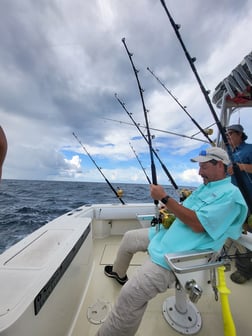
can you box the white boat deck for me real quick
[1,203,251,336]
[71,235,252,336]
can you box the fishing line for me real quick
[191,122,216,137]
[129,142,152,184]
[147,66,215,146]
[159,0,252,211]
[223,253,252,260]
[72,132,125,205]
[101,117,209,143]
[115,93,182,200]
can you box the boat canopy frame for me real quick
[212,51,252,146]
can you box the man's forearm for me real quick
[161,196,204,233]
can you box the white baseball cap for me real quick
[191,147,230,165]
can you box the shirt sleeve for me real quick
[196,195,247,240]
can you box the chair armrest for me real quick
[165,250,224,274]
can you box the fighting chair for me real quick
[163,249,229,334]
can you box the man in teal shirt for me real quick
[97,147,248,336]
[148,176,246,269]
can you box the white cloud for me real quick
[1,0,251,186]
[178,168,202,186]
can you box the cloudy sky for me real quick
[1,0,252,187]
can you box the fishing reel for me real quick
[116,187,124,198]
[204,128,213,135]
[179,188,193,202]
[159,208,176,229]
[155,189,193,229]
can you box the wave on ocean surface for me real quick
[0,179,187,254]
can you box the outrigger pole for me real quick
[159,0,252,212]
[72,132,125,205]
[147,66,215,146]
[102,117,209,144]
[115,93,180,198]
[129,142,152,184]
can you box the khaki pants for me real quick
[96,229,176,336]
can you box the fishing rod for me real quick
[122,37,159,215]
[72,132,125,205]
[191,122,215,137]
[121,38,158,188]
[101,117,209,144]
[115,93,180,197]
[129,142,152,184]
[129,141,179,229]
[159,0,252,212]
[147,66,215,146]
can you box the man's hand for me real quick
[150,184,167,201]
[227,163,246,175]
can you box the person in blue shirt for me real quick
[225,124,252,284]
[96,147,248,336]
[226,124,252,201]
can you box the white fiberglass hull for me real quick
[0,203,155,336]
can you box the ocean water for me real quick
[0,179,184,254]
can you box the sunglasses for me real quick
[226,131,236,136]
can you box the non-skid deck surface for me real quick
[100,242,147,266]
[71,235,252,336]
